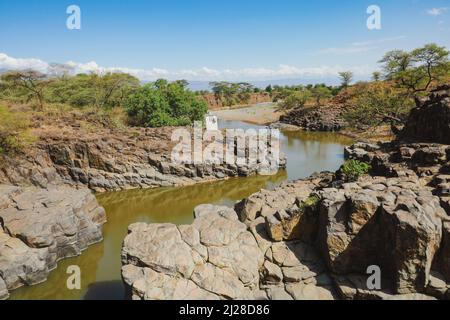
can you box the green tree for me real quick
[1,71,49,110]
[209,81,255,106]
[91,73,140,109]
[338,71,354,88]
[279,90,311,110]
[344,82,414,128]
[380,43,449,94]
[125,79,208,127]
[372,71,382,81]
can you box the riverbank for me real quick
[211,103,282,125]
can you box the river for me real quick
[10,120,353,300]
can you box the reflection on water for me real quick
[10,120,352,300]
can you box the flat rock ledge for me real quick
[121,204,338,300]
[0,184,106,299]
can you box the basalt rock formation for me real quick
[121,93,450,300]
[0,185,106,299]
[279,104,348,132]
[0,121,285,299]
[121,204,337,300]
[400,85,450,144]
[122,168,448,300]
[1,126,285,192]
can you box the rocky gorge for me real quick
[0,118,285,299]
[121,91,450,300]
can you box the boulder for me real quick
[262,261,283,284]
[280,104,347,132]
[333,274,437,300]
[265,286,293,300]
[285,282,335,300]
[400,89,450,144]
[316,177,444,294]
[121,205,264,300]
[0,277,8,300]
[425,271,448,299]
[0,231,49,291]
[0,185,106,297]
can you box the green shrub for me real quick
[279,90,311,110]
[300,195,321,211]
[125,80,208,127]
[0,105,35,154]
[341,159,371,182]
[344,82,414,128]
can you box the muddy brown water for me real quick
[10,120,353,300]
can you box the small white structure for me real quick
[205,113,218,131]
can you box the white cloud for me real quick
[427,7,449,16]
[0,52,374,81]
[0,53,49,73]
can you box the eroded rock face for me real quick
[122,157,450,300]
[0,185,106,297]
[437,222,450,282]
[0,276,8,300]
[400,87,450,144]
[235,173,332,224]
[280,105,347,132]
[0,127,286,193]
[316,176,444,294]
[121,205,336,300]
[121,205,263,300]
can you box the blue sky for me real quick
[0,0,449,82]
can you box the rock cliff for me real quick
[400,85,450,144]
[1,126,285,192]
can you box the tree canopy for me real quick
[125,79,208,127]
[338,71,354,88]
[379,43,449,94]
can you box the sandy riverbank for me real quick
[211,102,283,125]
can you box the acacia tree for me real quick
[209,81,255,106]
[372,71,382,81]
[91,72,140,109]
[279,90,311,110]
[338,71,354,88]
[2,70,49,110]
[380,43,449,94]
[344,82,414,128]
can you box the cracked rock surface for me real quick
[121,204,336,300]
[0,185,106,299]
